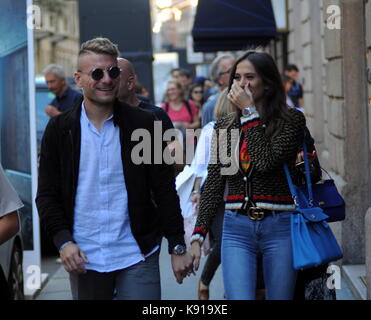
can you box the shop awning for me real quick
[192,0,277,52]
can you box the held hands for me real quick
[171,252,195,284]
[227,81,254,110]
[60,242,89,274]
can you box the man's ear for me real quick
[74,72,82,89]
[128,76,135,90]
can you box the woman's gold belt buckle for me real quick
[247,207,265,220]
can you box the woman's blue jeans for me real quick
[222,210,297,300]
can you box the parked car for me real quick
[0,213,24,300]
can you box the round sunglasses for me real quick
[78,66,121,81]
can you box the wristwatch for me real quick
[242,106,257,117]
[172,244,187,255]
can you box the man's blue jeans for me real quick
[221,210,297,300]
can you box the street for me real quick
[35,238,355,300]
[36,238,225,300]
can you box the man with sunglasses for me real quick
[36,38,193,300]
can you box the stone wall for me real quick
[367,0,371,151]
[286,0,371,265]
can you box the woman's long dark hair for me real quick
[228,51,292,139]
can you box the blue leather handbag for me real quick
[296,165,345,223]
[284,143,343,270]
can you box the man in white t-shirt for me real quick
[0,164,23,245]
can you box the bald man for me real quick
[117,58,184,170]
[117,58,173,131]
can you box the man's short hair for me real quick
[285,64,299,72]
[42,64,66,79]
[79,37,120,58]
[177,68,192,79]
[170,67,181,76]
[209,54,235,84]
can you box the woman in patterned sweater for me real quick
[190,51,307,300]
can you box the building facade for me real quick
[34,0,79,77]
[278,0,371,299]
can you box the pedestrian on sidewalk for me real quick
[201,54,235,127]
[43,64,82,117]
[284,64,304,110]
[161,80,200,133]
[190,51,307,300]
[117,58,174,132]
[186,89,233,300]
[36,37,193,300]
[117,58,184,173]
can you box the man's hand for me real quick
[60,243,89,274]
[171,252,194,284]
[45,105,61,117]
[190,192,201,209]
[190,241,202,272]
[295,150,317,178]
[296,150,316,164]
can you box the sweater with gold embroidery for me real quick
[191,108,306,244]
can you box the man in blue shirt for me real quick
[36,38,193,300]
[43,64,82,117]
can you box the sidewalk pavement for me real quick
[35,239,356,300]
[36,239,224,300]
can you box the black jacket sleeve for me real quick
[146,115,185,254]
[35,119,74,250]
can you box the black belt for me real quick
[234,207,275,221]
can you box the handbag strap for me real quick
[302,142,314,204]
[283,141,314,207]
[283,164,299,206]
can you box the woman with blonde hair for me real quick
[161,80,200,132]
[176,88,233,299]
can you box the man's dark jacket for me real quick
[36,97,185,255]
